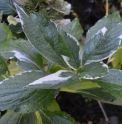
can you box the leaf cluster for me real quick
[0,3,122,124]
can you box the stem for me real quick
[98,101,109,123]
[106,0,109,16]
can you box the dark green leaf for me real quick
[64,18,84,40]
[26,70,79,89]
[0,56,9,74]
[82,22,122,65]
[0,111,41,124]
[40,110,79,124]
[79,62,108,79]
[0,71,56,112]
[0,56,9,80]
[86,11,120,42]
[9,23,23,34]
[0,0,16,15]
[95,69,122,100]
[80,88,115,102]
[15,4,67,67]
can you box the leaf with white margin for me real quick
[86,11,120,42]
[26,70,79,89]
[0,39,43,70]
[0,70,56,112]
[14,4,67,67]
[82,22,122,65]
[40,110,80,124]
[94,69,122,100]
[58,28,81,70]
[79,62,108,79]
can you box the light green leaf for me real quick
[0,39,43,70]
[0,111,41,124]
[61,79,99,92]
[110,44,122,69]
[95,69,122,100]
[82,22,122,65]
[86,11,120,42]
[0,71,56,112]
[15,4,67,67]
[26,70,79,89]
[47,100,60,112]
[79,62,108,79]
[40,110,79,124]
[8,61,22,76]
[0,0,16,15]
[64,18,84,40]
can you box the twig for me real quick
[106,0,109,16]
[45,0,65,14]
[98,101,109,123]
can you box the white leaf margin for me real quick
[26,70,72,87]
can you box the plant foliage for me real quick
[0,2,122,124]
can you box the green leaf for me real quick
[86,11,120,42]
[79,62,108,79]
[0,12,2,22]
[8,61,22,76]
[80,88,122,105]
[3,23,13,40]
[0,56,9,80]
[82,22,122,65]
[26,70,79,89]
[64,18,84,40]
[80,88,115,102]
[9,23,23,34]
[0,0,16,15]
[0,56,9,74]
[95,69,122,100]
[0,111,42,124]
[58,28,81,70]
[0,71,56,112]
[0,23,7,41]
[0,111,21,124]
[15,4,66,67]
[0,39,43,70]
[40,110,79,124]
